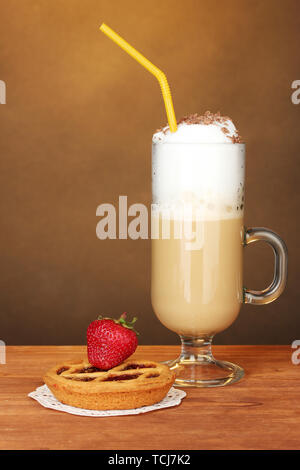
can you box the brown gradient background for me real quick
[0,0,299,345]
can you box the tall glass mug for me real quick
[151,142,287,387]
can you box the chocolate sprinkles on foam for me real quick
[156,111,243,144]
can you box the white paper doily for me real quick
[28,384,186,417]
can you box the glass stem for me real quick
[179,335,214,362]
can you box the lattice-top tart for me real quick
[43,359,176,410]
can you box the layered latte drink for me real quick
[98,24,287,388]
[151,112,245,337]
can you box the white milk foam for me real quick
[153,120,238,144]
[152,119,245,220]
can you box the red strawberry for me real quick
[87,312,138,370]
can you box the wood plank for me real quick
[0,346,299,450]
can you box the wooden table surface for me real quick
[0,345,299,450]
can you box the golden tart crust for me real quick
[43,359,176,410]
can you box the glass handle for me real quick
[244,227,288,305]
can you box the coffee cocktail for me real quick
[98,23,287,388]
[151,112,287,387]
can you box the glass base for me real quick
[164,356,244,387]
[163,335,244,388]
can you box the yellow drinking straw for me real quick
[100,23,177,133]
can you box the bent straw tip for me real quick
[99,23,107,32]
